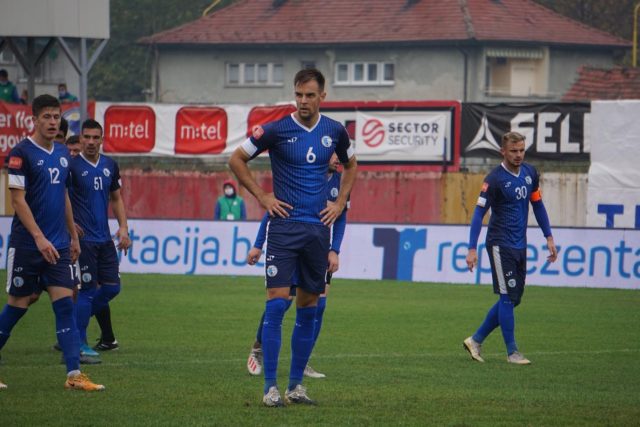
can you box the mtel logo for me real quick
[361,119,385,147]
[246,105,296,137]
[175,107,228,154]
[104,106,155,153]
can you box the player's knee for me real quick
[52,296,74,316]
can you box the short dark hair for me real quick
[81,118,103,135]
[32,94,61,117]
[501,131,525,147]
[0,69,8,78]
[294,68,325,92]
[59,117,69,137]
[65,135,80,146]
[58,83,67,89]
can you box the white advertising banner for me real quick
[587,100,640,229]
[0,218,637,289]
[355,111,452,162]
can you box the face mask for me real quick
[224,187,234,197]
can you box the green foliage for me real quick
[2,274,639,425]
[89,0,234,101]
[533,0,636,42]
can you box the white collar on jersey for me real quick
[28,137,55,155]
[500,162,521,178]
[80,152,101,168]
[290,113,322,133]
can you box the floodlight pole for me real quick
[57,37,108,122]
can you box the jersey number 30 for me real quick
[515,186,527,200]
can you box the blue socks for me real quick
[498,294,518,355]
[313,297,327,344]
[92,284,120,315]
[288,306,317,391]
[0,304,28,350]
[473,295,518,355]
[256,299,292,345]
[472,300,499,343]
[262,298,288,394]
[75,287,96,345]
[52,297,81,373]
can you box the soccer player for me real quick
[229,68,357,407]
[0,94,104,391]
[69,119,131,359]
[463,131,558,365]
[65,135,81,158]
[247,153,348,379]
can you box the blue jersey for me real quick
[7,138,72,250]
[477,163,540,249]
[69,154,121,243]
[242,114,353,224]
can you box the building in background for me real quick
[140,0,629,104]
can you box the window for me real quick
[334,62,394,86]
[485,47,548,97]
[301,61,316,70]
[226,63,284,86]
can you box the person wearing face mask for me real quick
[58,83,78,104]
[214,179,246,221]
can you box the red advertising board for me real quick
[246,104,296,137]
[103,105,156,153]
[175,106,227,154]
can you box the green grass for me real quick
[1,274,639,426]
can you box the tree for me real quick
[90,0,234,101]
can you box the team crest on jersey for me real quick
[13,276,24,288]
[266,265,278,277]
[252,125,264,140]
[82,273,92,283]
[508,279,516,288]
[525,176,532,185]
[330,187,339,198]
[60,157,68,167]
[321,136,332,148]
[8,157,23,169]
[103,168,111,177]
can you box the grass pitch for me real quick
[1,273,639,426]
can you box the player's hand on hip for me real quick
[74,222,85,238]
[247,247,262,265]
[116,227,132,255]
[35,235,60,264]
[320,200,344,226]
[546,236,558,263]
[70,238,81,264]
[259,193,292,218]
[327,250,339,273]
[466,249,478,272]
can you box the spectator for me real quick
[214,179,246,220]
[58,83,78,104]
[0,69,21,104]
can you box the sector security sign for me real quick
[461,103,590,161]
[355,111,452,162]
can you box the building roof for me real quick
[563,66,640,101]
[140,0,629,48]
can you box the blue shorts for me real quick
[289,271,332,297]
[486,245,526,306]
[78,240,121,289]
[5,247,75,297]
[265,220,330,295]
